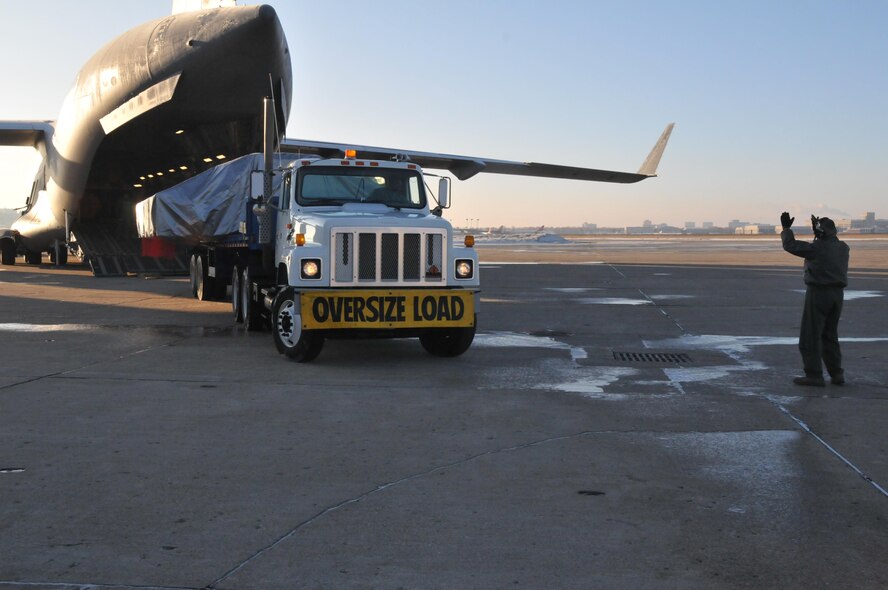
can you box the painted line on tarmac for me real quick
[775,403,888,499]
[0,581,198,590]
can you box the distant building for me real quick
[625,223,682,235]
[735,224,777,235]
[835,211,887,233]
[685,221,696,229]
[702,221,714,229]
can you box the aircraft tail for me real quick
[637,123,675,177]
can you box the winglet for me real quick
[637,123,674,177]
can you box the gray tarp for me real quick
[135,152,299,242]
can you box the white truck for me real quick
[137,150,479,362]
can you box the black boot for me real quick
[793,375,825,387]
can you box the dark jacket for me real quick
[781,229,849,287]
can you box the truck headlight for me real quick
[301,258,321,280]
[455,259,474,279]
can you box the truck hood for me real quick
[293,204,451,238]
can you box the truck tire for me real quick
[241,266,264,331]
[195,255,210,301]
[189,254,199,298]
[272,287,324,362]
[195,255,226,301]
[231,265,243,323]
[419,320,476,357]
[1,239,15,265]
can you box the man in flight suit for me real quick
[780,212,850,386]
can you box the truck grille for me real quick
[333,229,446,286]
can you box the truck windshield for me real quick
[297,167,426,209]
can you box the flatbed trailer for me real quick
[138,150,479,362]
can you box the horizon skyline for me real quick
[2,1,887,228]
[0,197,880,229]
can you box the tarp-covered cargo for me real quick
[135,152,300,243]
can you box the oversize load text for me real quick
[302,291,474,329]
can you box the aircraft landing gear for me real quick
[24,250,42,265]
[0,239,15,266]
[50,241,68,266]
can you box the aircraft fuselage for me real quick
[13,4,291,252]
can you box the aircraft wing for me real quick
[280,123,674,183]
[0,121,54,147]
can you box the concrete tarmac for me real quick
[1,239,887,589]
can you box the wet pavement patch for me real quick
[578,297,652,305]
[530,330,573,338]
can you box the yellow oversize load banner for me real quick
[301,290,475,330]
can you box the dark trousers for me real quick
[799,285,844,378]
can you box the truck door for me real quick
[276,171,293,253]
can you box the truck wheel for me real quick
[25,250,42,265]
[419,321,476,358]
[241,266,264,331]
[197,255,227,301]
[231,265,243,323]
[195,255,210,301]
[189,254,199,298]
[1,239,15,265]
[272,287,324,362]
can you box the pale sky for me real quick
[1,1,886,228]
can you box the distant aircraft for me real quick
[0,1,672,274]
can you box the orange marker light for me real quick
[345,149,357,159]
[464,235,475,247]
[295,233,306,246]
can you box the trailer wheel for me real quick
[1,239,15,266]
[241,265,264,331]
[272,287,323,362]
[419,320,476,358]
[189,254,199,298]
[231,265,243,323]
[195,255,210,301]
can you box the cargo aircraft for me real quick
[0,0,673,274]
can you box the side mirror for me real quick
[437,177,450,209]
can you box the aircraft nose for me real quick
[151,5,287,69]
[257,3,277,24]
[193,4,283,50]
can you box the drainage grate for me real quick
[613,351,692,363]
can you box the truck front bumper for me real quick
[299,289,477,331]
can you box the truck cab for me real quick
[237,153,480,361]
